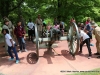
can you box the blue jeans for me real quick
[8,45,19,60]
[18,37,26,50]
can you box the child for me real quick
[2,29,19,64]
[14,21,27,53]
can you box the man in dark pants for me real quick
[27,19,35,41]
[14,21,27,52]
[79,27,92,59]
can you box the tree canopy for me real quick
[0,0,100,25]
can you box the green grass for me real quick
[67,68,100,75]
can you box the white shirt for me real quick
[27,22,35,30]
[5,34,15,47]
[80,30,89,41]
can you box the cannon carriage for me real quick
[27,22,80,64]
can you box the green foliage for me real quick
[96,22,100,27]
[0,0,100,29]
[45,18,53,25]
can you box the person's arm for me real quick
[93,29,95,35]
[10,39,14,47]
[35,18,38,24]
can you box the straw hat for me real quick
[91,21,98,27]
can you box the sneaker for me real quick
[90,43,94,46]
[97,56,100,58]
[24,49,28,52]
[88,54,92,59]
[88,56,91,59]
[16,60,19,64]
[9,58,14,61]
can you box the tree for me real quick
[0,0,24,18]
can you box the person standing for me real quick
[84,18,94,46]
[79,27,92,59]
[35,14,43,37]
[2,29,19,64]
[27,19,35,41]
[2,20,10,53]
[14,21,27,53]
[3,16,16,44]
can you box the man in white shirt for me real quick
[79,27,92,59]
[27,19,35,41]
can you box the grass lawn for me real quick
[67,68,100,75]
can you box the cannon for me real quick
[27,22,80,64]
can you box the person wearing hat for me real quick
[2,20,10,53]
[91,22,100,58]
[35,14,43,37]
[3,17,15,44]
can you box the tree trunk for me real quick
[57,0,62,22]
[0,0,10,18]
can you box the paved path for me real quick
[0,38,100,75]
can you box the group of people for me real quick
[73,17,100,59]
[2,14,100,64]
[1,14,65,64]
[2,15,27,64]
[27,17,100,60]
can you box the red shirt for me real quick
[14,26,25,38]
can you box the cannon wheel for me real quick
[27,52,38,64]
[67,22,80,57]
[35,24,39,57]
